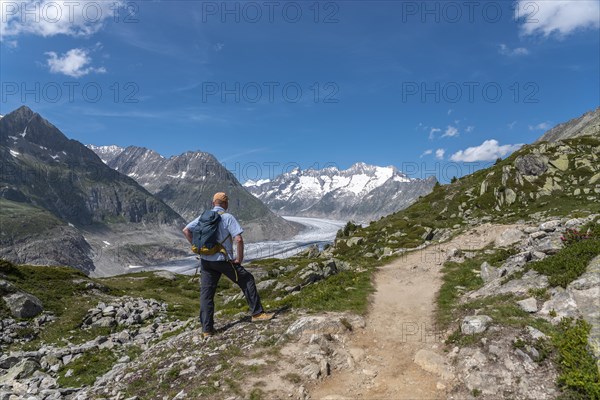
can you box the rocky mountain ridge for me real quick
[0,106,188,276]
[87,145,299,243]
[536,107,600,143]
[244,162,437,222]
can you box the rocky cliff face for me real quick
[0,106,187,275]
[536,107,600,143]
[244,163,437,222]
[88,145,299,242]
[0,107,182,227]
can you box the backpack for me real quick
[191,210,231,257]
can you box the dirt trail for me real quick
[310,224,518,400]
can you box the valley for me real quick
[130,216,347,275]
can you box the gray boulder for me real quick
[413,349,455,381]
[535,236,563,255]
[495,228,525,247]
[461,315,492,335]
[256,279,277,291]
[0,359,39,384]
[540,289,580,322]
[539,220,561,232]
[514,154,548,176]
[517,297,538,313]
[0,280,16,295]
[286,314,365,342]
[3,292,44,319]
[480,262,498,283]
[91,317,117,329]
[347,237,364,247]
[565,218,587,228]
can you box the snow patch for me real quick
[9,150,20,157]
[244,178,271,187]
[167,171,188,179]
[103,241,111,246]
[19,126,27,138]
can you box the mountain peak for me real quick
[246,162,435,221]
[3,105,37,126]
[536,106,600,143]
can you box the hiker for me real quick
[182,192,274,337]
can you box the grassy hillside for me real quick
[332,136,600,266]
[0,199,65,241]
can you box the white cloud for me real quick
[450,140,524,162]
[435,148,445,160]
[46,48,106,78]
[447,109,453,115]
[1,0,123,39]
[508,121,517,129]
[429,128,441,140]
[499,44,530,56]
[420,149,433,158]
[214,42,225,51]
[465,126,475,133]
[529,122,551,131]
[442,125,459,138]
[4,40,19,48]
[515,0,600,37]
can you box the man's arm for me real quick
[182,227,193,244]
[233,235,244,265]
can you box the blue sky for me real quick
[1,0,599,183]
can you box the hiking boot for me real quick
[202,330,216,338]
[251,312,275,322]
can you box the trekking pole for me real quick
[194,256,200,277]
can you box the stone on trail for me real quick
[414,349,455,381]
[461,315,492,335]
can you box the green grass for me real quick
[279,269,375,314]
[435,248,516,329]
[57,347,142,387]
[531,239,600,288]
[0,199,64,241]
[0,260,120,348]
[554,319,600,399]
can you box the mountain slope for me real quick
[536,107,600,143]
[0,106,187,275]
[330,135,600,264]
[244,163,437,222]
[87,145,299,242]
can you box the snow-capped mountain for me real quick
[88,145,299,242]
[244,162,437,222]
[86,144,126,164]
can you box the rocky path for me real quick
[310,224,518,400]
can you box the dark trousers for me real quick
[200,259,264,332]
